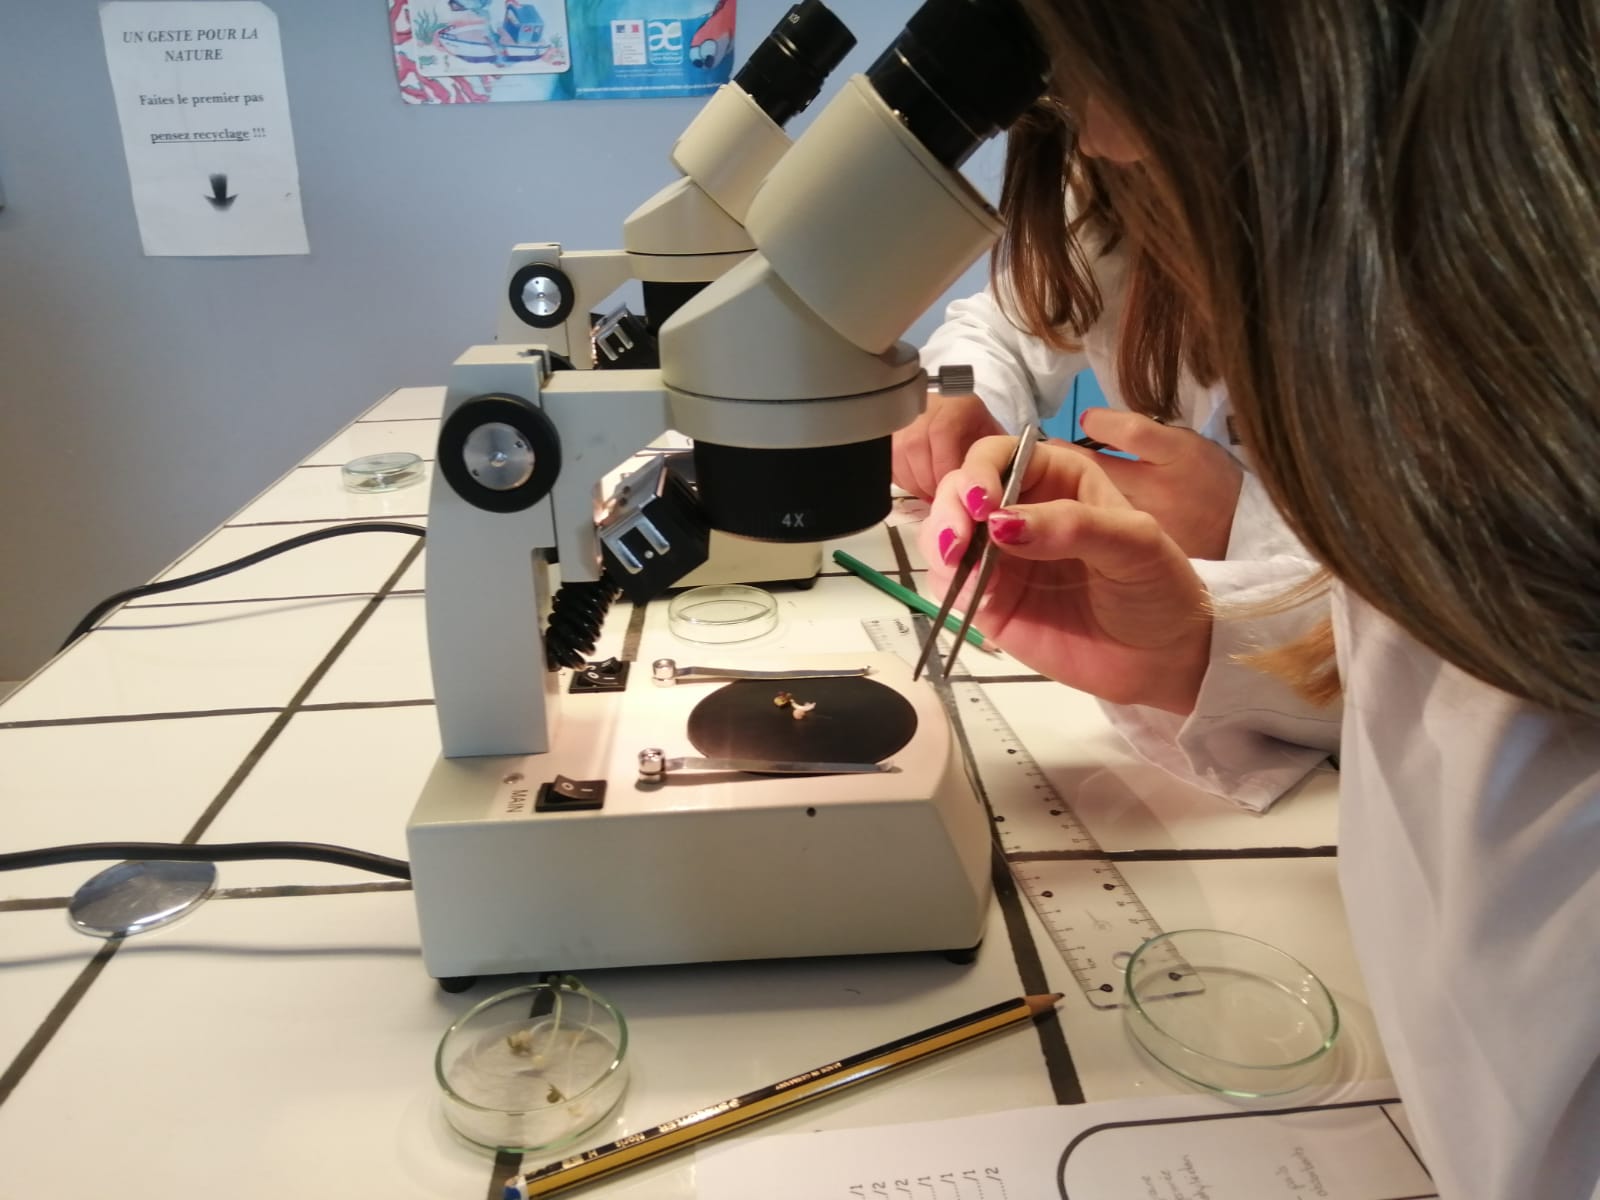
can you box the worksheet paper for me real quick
[695,1082,1437,1199]
[100,2,309,256]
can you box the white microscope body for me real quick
[494,40,826,592]
[407,0,1046,982]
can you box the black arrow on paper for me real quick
[206,173,237,210]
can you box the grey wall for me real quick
[0,0,1004,680]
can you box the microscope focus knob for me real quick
[438,394,562,513]
[507,263,576,330]
[931,364,975,396]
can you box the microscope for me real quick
[407,0,1049,984]
[490,2,858,594]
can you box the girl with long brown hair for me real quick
[901,127,1340,811]
[923,2,1600,1196]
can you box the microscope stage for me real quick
[406,653,994,978]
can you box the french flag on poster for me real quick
[610,17,646,65]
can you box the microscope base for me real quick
[405,654,992,978]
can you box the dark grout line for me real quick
[0,897,70,913]
[0,695,437,733]
[1006,845,1339,863]
[182,541,425,846]
[0,539,427,1111]
[888,524,1085,1104]
[0,708,282,732]
[886,524,916,587]
[214,881,413,901]
[0,941,121,1108]
[296,698,435,713]
[621,601,647,663]
[0,881,415,916]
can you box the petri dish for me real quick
[341,451,425,493]
[1123,929,1339,1097]
[436,978,629,1153]
[668,584,779,644]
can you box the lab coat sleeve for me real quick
[919,284,1089,434]
[1096,473,1340,811]
[1333,591,1600,1200]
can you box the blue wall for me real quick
[1041,369,1109,441]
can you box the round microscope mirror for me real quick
[67,860,218,939]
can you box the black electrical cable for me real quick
[0,841,411,880]
[61,521,427,650]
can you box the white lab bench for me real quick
[0,387,1386,1199]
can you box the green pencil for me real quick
[832,549,995,653]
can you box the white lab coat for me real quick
[1333,587,1600,1200]
[920,276,1600,1198]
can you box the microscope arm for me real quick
[497,247,634,363]
[541,368,673,586]
[426,353,671,759]
[496,76,797,360]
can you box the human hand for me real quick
[923,436,1212,714]
[892,391,1004,501]
[1067,408,1244,560]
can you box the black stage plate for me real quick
[686,676,918,767]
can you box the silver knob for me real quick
[932,364,976,396]
[462,422,535,491]
[520,272,565,318]
[638,748,666,783]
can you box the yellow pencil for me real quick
[503,993,1062,1198]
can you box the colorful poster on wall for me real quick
[390,0,737,104]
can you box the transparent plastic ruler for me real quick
[863,615,1191,1008]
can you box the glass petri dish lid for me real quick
[667,584,779,644]
[342,451,425,493]
[1123,928,1339,1097]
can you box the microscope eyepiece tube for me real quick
[658,0,1054,546]
[734,1,857,128]
[663,3,853,231]
[866,0,1049,167]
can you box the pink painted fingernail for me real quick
[937,526,960,565]
[988,510,1027,545]
[964,486,992,520]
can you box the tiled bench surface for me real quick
[0,387,1373,1199]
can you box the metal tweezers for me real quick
[912,425,1043,682]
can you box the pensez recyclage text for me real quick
[150,130,253,144]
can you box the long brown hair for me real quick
[996,104,1213,423]
[1003,0,1600,718]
